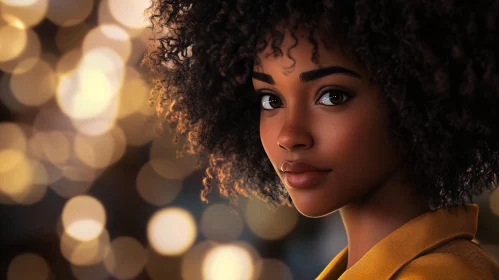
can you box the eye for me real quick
[258,92,282,110]
[317,88,351,106]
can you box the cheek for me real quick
[326,108,399,185]
[259,119,275,157]
[259,118,282,171]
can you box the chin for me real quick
[293,202,340,218]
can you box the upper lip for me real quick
[280,160,331,173]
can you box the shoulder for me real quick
[392,239,499,280]
[392,252,482,280]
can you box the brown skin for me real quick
[252,29,430,270]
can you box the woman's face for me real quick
[252,30,402,217]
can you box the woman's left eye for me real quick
[317,88,352,106]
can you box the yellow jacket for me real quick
[316,204,499,279]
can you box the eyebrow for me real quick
[252,66,362,85]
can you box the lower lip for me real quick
[284,171,330,189]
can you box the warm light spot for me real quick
[83,24,131,62]
[61,229,111,266]
[254,258,293,280]
[147,207,197,256]
[97,0,143,38]
[49,176,95,198]
[117,67,151,119]
[45,0,93,27]
[104,236,147,279]
[10,159,48,205]
[10,59,56,106]
[0,122,27,152]
[32,107,74,133]
[74,132,116,169]
[148,133,199,180]
[1,14,26,29]
[0,24,27,62]
[62,195,106,241]
[137,162,183,206]
[37,131,70,166]
[0,156,33,200]
[56,48,124,120]
[60,150,101,184]
[149,158,198,180]
[0,148,24,173]
[73,126,125,165]
[108,0,150,29]
[181,241,218,280]
[57,69,113,119]
[1,0,38,6]
[202,244,255,280]
[245,198,299,240]
[200,204,244,242]
[7,253,51,280]
[0,27,40,74]
[118,113,157,146]
[108,126,127,165]
[0,0,48,28]
[55,49,82,75]
[70,100,119,136]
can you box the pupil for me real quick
[270,96,280,107]
[330,92,341,103]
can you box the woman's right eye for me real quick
[259,93,282,110]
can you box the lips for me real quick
[280,161,332,189]
[280,161,331,173]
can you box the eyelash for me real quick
[256,87,353,111]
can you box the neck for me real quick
[339,171,430,270]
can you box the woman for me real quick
[143,1,499,278]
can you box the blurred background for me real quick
[0,0,498,279]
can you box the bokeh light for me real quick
[0,26,41,74]
[181,240,218,280]
[202,243,257,280]
[255,258,294,280]
[56,47,124,120]
[200,203,244,242]
[60,229,111,266]
[108,0,150,29]
[245,198,299,240]
[7,253,52,280]
[0,0,48,28]
[103,236,148,279]
[147,207,197,256]
[137,161,183,206]
[83,24,132,62]
[45,0,93,27]
[10,59,57,106]
[62,195,106,241]
[0,23,28,62]
[149,133,199,180]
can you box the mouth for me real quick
[283,171,330,189]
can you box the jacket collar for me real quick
[316,204,478,280]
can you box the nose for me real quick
[276,114,314,151]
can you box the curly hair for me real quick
[142,0,499,211]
